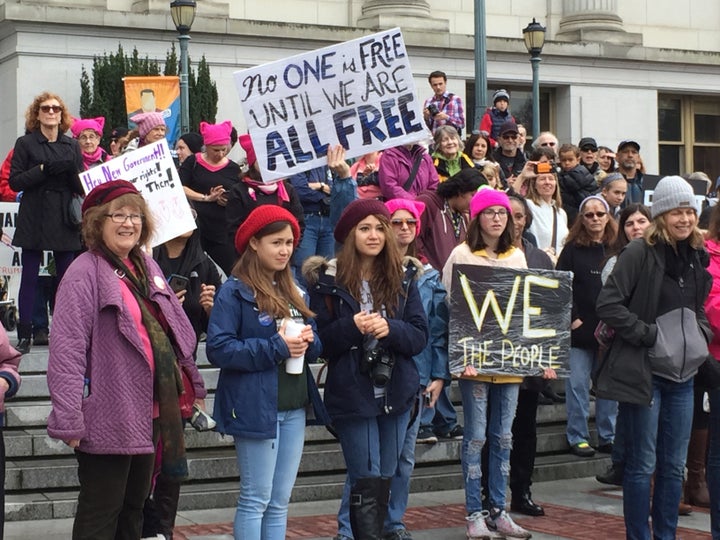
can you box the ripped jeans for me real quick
[459,379,520,514]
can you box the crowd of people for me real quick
[0,82,717,540]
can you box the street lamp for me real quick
[170,0,197,135]
[522,18,546,140]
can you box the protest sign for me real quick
[234,27,430,182]
[448,265,572,378]
[124,76,180,147]
[78,140,195,247]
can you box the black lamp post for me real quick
[522,18,546,140]
[170,0,197,135]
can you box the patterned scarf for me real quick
[101,247,188,480]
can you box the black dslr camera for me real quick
[427,103,440,117]
[361,335,395,387]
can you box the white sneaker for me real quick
[466,511,493,539]
[487,509,532,538]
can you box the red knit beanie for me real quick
[334,199,391,244]
[234,205,301,255]
[81,180,140,214]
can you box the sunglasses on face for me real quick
[40,105,63,113]
[501,134,518,140]
[583,211,607,219]
[391,218,417,227]
[540,141,556,147]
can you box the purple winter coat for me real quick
[379,145,439,200]
[47,251,207,455]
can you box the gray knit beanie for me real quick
[651,175,697,218]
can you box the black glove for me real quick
[44,160,76,177]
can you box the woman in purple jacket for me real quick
[47,180,206,540]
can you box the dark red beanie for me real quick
[334,199,391,244]
[234,205,301,255]
[81,180,140,214]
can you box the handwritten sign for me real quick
[78,140,195,247]
[448,265,572,378]
[234,27,430,182]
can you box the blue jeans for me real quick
[621,376,693,540]
[232,408,306,540]
[336,397,422,538]
[459,379,519,513]
[420,382,458,435]
[708,388,720,540]
[293,213,335,283]
[565,347,617,446]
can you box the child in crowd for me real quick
[556,143,598,224]
[479,90,515,148]
[600,172,628,219]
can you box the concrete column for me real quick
[357,0,448,32]
[557,0,641,44]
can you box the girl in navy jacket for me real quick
[304,199,428,540]
[206,205,328,540]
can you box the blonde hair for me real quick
[646,212,704,250]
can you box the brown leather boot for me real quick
[685,428,710,507]
[679,481,693,516]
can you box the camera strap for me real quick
[551,205,558,252]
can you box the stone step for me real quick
[5,454,611,521]
[5,421,599,491]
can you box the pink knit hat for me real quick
[71,117,105,139]
[131,112,165,140]
[239,134,256,167]
[385,198,425,236]
[200,120,232,146]
[469,186,512,220]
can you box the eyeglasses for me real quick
[580,147,597,152]
[391,218,417,228]
[501,134,518,140]
[540,141,557,147]
[78,134,99,142]
[105,213,144,224]
[481,209,508,219]
[39,105,63,113]
[583,211,607,220]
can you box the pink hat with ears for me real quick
[385,198,426,236]
[71,117,105,139]
[131,112,165,140]
[200,120,232,146]
[239,134,256,167]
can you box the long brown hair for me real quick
[336,215,405,316]
[465,213,515,254]
[232,221,314,319]
[25,92,72,133]
[526,173,563,207]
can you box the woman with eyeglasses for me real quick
[556,196,618,459]
[71,117,109,170]
[9,92,84,354]
[441,187,533,540]
[47,180,207,539]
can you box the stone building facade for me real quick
[1,0,719,177]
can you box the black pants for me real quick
[72,451,155,540]
[509,388,540,496]
[481,388,540,502]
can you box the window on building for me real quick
[658,95,720,181]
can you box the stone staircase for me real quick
[4,344,610,521]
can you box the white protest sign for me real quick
[234,27,430,182]
[78,140,195,246]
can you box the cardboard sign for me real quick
[234,27,430,182]
[448,265,572,378]
[78,140,195,247]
